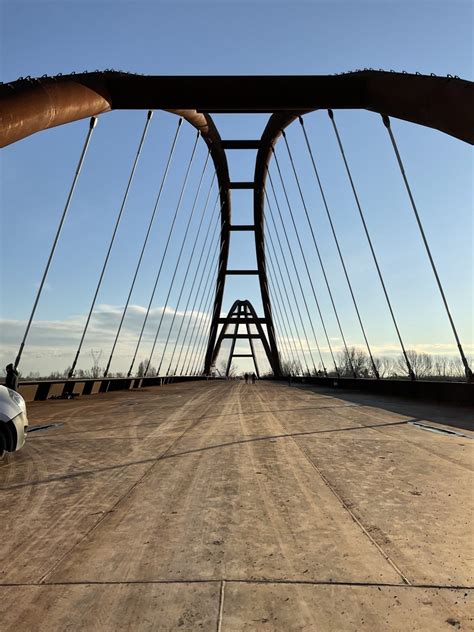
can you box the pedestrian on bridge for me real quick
[251,372,257,384]
[244,372,249,384]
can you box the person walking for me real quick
[5,363,19,392]
[244,372,249,384]
[251,372,257,384]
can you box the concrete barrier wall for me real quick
[15,375,473,405]
[283,376,474,406]
[17,375,207,402]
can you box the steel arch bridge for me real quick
[1,70,473,387]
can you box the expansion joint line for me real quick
[127,129,200,377]
[15,116,98,370]
[328,109,416,381]
[147,148,211,376]
[282,130,355,378]
[103,117,183,377]
[273,143,340,376]
[266,173,323,375]
[298,115,380,379]
[382,114,473,383]
[68,111,154,379]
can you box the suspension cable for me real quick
[127,130,200,377]
[170,197,221,375]
[266,230,306,374]
[281,131,357,377]
[68,112,153,378]
[272,145,341,375]
[266,173,323,375]
[103,117,183,377]
[145,149,211,375]
[181,238,223,374]
[298,115,380,379]
[14,117,98,370]
[156,173,217,376]
[328,109,415,380]
[382,115,473,382]
[266,247,300,370]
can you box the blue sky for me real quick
[1,0,472,376]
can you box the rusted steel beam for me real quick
[221,140,260,149]
[229,225,255,231]
[1,71,472,147]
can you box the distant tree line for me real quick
[280,348,471,381]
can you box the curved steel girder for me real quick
[1,70,473,147]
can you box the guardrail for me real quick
[17,375,207,402]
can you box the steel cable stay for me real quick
[191,245,227,375]
[170,197,222,375]
[189,257,222,374]
[266,272,294,368]
[328,109,416,380]
[191,246,230,375]
[298,115,380,379]
[280,131,356,377]
[382,115,473,383]
[265,249,300,371]
[144,148,211,376]
[264,194,313,374]
[265,196,312,375]
[103,117,183,377]
[126,129,200,377]
[265,225,303,368]
[265,229,306,374]
[266,176,324,375]
[267,252,301,370]
[156,173,217,376]
[14,116,98,370]
[181,238,224,374]
[193,295,219,375]
[172,211,220,375]
[272,146,340,376]
[179,234,222,374]
[68,111,153,378]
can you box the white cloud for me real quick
[0,303,212,376]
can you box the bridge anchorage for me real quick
[1,70,473,395]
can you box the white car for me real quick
[0,385,28,458]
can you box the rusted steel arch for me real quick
[1,70,473,146]
[253,112,305,379]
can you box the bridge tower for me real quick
[202,134,282,377]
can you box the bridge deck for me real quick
[1,381,472,631]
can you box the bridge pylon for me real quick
[208,299,280,378]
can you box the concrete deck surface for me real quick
[1,380,472,631]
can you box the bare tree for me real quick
[396,350,433,379]
[337,347,371,377]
